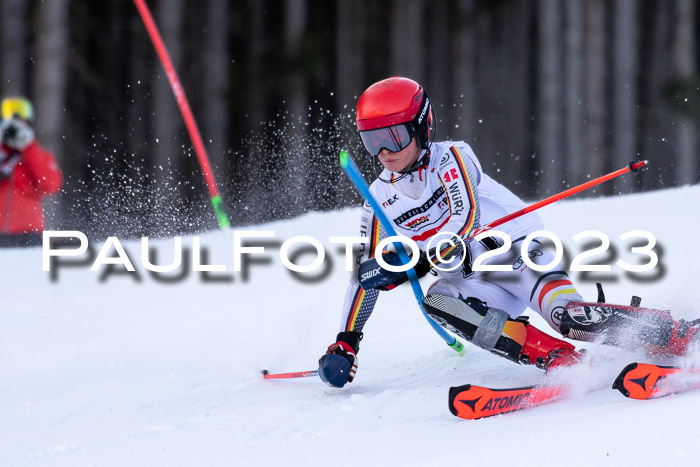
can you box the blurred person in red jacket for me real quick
[0,97,63,247]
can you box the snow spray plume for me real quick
[55,145,215,240]
[225,107,364,227]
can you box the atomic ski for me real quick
[612,363,700,400]
[448,382,569,419]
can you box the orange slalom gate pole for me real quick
[133,0,230,228]
[469,160,648,239]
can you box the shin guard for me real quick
[423,294,579,369]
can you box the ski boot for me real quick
[561,283,700,357]
[423,294,582,371]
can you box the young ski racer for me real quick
[317,76,698,388]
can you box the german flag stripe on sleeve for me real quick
[344,215,381,331]
[345,286,366,331]
[448,146,478,237]
[435,147,478,259]
[369,215,382,258]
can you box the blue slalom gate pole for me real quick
[339,150,465,355]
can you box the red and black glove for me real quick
[318,331,362,388]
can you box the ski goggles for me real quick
[359,123,414,157]
[1,97,33,122]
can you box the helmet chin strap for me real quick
[372,104,436,184]
[374,149,430,184]
[398,149,430,174]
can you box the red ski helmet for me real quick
[356,77,433,155]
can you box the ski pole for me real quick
[133,0,230,229]
[262,369,319,379]
[339,150,466,355]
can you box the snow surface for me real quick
[2,184,700,466]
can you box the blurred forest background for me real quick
[1,0,699,238]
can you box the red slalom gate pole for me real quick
[132,0,230,228]
[469,160,648,239]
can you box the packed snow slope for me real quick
[2,184,700,467]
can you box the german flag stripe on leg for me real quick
[536,279,576,313]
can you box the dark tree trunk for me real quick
[33,0,69,229]
[583,0,606,185]
[0,0,29,96]
[535,0,562,196]
[611,0,639,194]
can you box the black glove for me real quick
[318,331,362,388]
[358,250,431,291]
[1,118,34,151]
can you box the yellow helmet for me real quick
[1,97,34,123]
